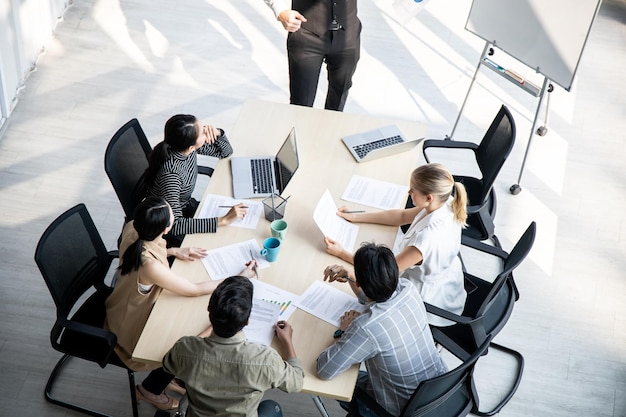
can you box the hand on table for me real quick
[239,259,258,279]
[169,246,207,261]
[218,203,247,226]
[339,310,361,331]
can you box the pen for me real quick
[219,205,249,208]
[249,249,258,278]
[342,210,365,213]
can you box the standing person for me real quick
[324,163,468,326]
[263,0,361,111]
[104,197,256,412]
[163,276,304,417]
[144,113,247,247]
[317,243,448,416]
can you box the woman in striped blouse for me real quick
[145,114,247,247]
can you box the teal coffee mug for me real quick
[260,237,281,262]
[270,219,288,240]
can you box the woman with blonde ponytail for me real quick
[325,163,468,326]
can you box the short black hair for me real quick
[353,243,399,302]
[208,276,253,338]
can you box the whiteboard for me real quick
[466,0,602,91]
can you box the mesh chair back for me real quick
[104,119,152,219]
[401,337,492,417]
[34,204,111,318]
[474,222,536,336]
[474,105,516,201]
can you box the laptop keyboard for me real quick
[251,158,274,194]
[353,135,404,159]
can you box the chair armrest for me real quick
[423,139,479,151]
[52,317,118,368]
[425,302,472,324]
[461,235,508,260]
[198,166,214,177]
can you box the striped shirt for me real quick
[316,279,448,416]
[147,135,233,237]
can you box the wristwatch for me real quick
[333,329,344,339]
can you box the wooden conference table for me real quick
[133,100,428,402]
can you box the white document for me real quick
[251,279,300,321]
[201,239,270,280]
[198,194,263,229]
[341,175,407,210]
[295,281,367,327]
[313,190,359,252]
[244,298,280,346]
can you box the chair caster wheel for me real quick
[536,126,548,136]
[510,184,522,195]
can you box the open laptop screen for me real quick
[274,127,299,194]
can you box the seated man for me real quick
[163,275,304,417]
[317,243,448,417]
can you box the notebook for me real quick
[341,125,422,163]
[231,127,299,199]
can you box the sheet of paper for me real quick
[295,281,367,327]
[341,175,407,210]
[313,189,359,252]
[201,239,270,280]
[251,279,301,321]
[244,298,280,346]
[197,194,263,229]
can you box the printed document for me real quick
[295,281,367,327]
[251,279,300,321]
[198,194,263,229]
[341,175,407,210]
[201,239,270,280]
[244,298,280,346]
[313,189,359,252]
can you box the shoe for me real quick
[166,378,186,396]
[136,385,179,411]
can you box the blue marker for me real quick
[483,58,505,72]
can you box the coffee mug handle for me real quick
[260,248,268,256]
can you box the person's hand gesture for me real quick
[324,236,345,258]
[274,320,294,343]
[277,10,307,32]
[201,124,221,145]
[218,203,247,226]
[323,265,350,283]
[339,310,361,330]
[239,259,258,279]
[171,247,207,261]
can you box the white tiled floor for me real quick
[1,0,625,416]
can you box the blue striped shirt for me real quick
[147,135,233,237]
[316,279,447,416]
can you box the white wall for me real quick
[0,0,70,131]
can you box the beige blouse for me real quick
[104,221,167,371]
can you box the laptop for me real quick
[231,127,299,199]
[341,125,423,163]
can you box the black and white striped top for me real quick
[147,135,233,237]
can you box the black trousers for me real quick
[287,26,361,111]
[142,367,175,395]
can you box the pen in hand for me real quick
[249,250,258,278]
[342,210,365,214]
[219,205,249,208]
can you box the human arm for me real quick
[274,320,297,360]
[167,246,207,261]
[335,205,421,227]
[316,320,374,380]
[263,0,307,32]
[197,126,233,158]
[323,264,366,301]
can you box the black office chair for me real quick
[421,105,516,245]
[104,118,215,224]
[104,118,153,223]
[347,336,493,417]
[34,203,139,417]
[426,221,536,416]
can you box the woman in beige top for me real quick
[105,197,255,411]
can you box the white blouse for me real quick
[398,200,466,326]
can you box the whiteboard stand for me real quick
[449,41,553,195]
